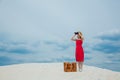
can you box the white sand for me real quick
[0,63,120,80]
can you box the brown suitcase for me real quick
[64,62,77,72]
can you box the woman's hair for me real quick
[78,32,84,40]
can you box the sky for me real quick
[0,0,120,71]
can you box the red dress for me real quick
[75,39,84,62]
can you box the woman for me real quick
[71,31,84,72]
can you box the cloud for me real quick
[93,30,120,53]
[83,30,120,71]
[84,50,120,71]
[0,56,12,65]
[93,42,120,53]
[43,40,72,51]
[0,37,75,64]
[0,56,23,66]
[96,30,120,41]
[0,42,36,54]
[0,31,120,71]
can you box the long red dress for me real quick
[75,39,84,62]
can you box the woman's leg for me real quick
[80,62,84,71]
[77,62,84,72]
[78,62,81,71]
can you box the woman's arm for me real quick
[71,35,76,41]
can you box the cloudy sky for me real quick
[0,0,120,71]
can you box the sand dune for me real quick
[0,63,120,80]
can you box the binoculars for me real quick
[74,32,79,35]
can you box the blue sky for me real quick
[0,0,120,71]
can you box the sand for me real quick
[0,63,120,80]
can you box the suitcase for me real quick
[64,62,77,72]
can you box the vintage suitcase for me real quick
[64,62,77,72]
